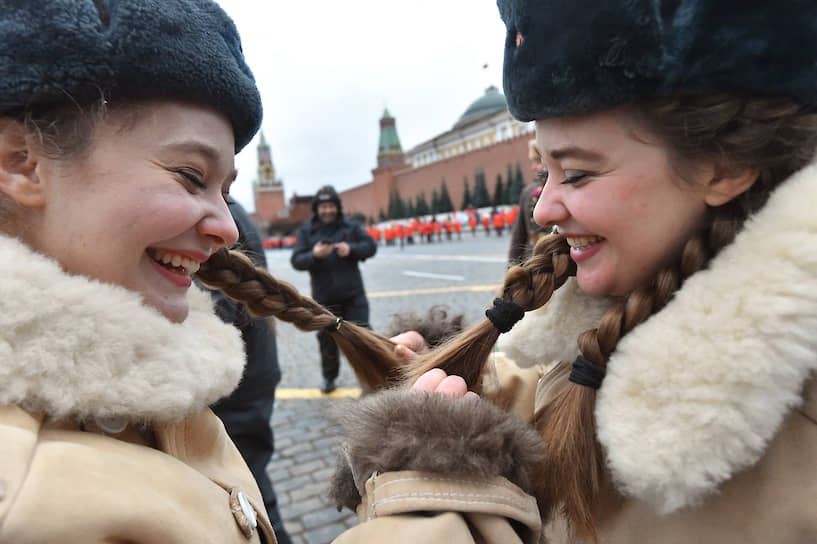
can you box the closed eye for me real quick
[561,172,590,185]
[177,169,206,190]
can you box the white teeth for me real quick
[566,235,605,250]
[149,249,200,276]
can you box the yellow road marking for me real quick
[368,284,500,298]
[276,388,362,399]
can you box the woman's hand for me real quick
[390,330,430,361]
[411,368,479,399]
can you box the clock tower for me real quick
[252,131,286,230]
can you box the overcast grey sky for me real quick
[215,1,508,212]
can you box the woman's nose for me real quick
[200,199,239,249]
[532,180,568,229]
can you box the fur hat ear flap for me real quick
[498,0,817,120]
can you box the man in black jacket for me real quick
[291,185,377,394]
[211,197,292,544]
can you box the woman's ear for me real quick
[703,167,759,207]
[0,120,47,207]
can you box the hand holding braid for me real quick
[197,248,404,389]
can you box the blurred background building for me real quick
[253,86,533,233]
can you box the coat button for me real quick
[230,488,258,539]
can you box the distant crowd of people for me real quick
[368,207,516,245]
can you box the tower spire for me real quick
[377,108,405,167]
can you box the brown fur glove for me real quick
[330,388,544,511]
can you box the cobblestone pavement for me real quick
[263,232,512,544]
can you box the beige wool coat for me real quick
[329,161,817,543]
[0,235,276,544]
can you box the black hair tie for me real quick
[485,297,524,334]
[568,355,606,389]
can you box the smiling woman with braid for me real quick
[205,1,817,543]
[0,1,278,541]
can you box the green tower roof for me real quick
[378,108,403,156]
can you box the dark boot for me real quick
[322,378,337,394]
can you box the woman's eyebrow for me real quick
[549,146,604,162]
[161,140,221,162]
[161,140,237,181]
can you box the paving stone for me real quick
[275,474,312,493]
[268,468,292,482]
[295,448,337,465]
[289,459,327,477]
[311,467,336,482]
[304,523,348,544]
[289,480,331,502]
[289,533,307,544]
[279,441,317,457]
[280,496,325,519]
[301,506,354,529]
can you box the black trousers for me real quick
[317,293,370,380]
[214,394,292,544]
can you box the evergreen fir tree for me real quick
[461,177,472,209]
[378,209,386,222]
[394,190,406,218]
[438,179,454,213]
[415,192,430,216]
[387,192,396,219]
[507,168,524,204]
[406,199,415,218]
[515,162,525,192]
[388,190,407,219]
[473,169,491,208]
[492,174,504,206]
[431,188,440,214]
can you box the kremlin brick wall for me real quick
[341,133,532,221]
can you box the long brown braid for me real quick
[196,249,404,390]
[401,235,575,388]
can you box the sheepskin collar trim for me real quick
[596,163,817,514]
[0,235,245,424]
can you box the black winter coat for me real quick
[290,215,376,304]
[211,197,281,408]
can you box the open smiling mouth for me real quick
[565,235,606,250]
[146,248,200,276]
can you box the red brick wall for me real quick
[339,133,532,219]
[341,183,377,219]
[395,133,531,211]
[255,190,285,222]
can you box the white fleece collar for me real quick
[0,235,245,424]
[596,163,817,514]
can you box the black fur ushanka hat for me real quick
[497,0,817,121]
[0,0,261,152]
